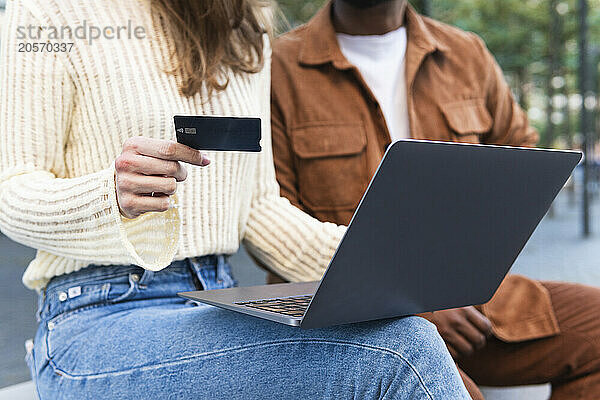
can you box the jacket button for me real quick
[58,292,68,301]
[130,274,140,282]
[47,321,55,330]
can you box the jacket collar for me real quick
[298,1,449,69]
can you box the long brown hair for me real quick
[152,0,272,97]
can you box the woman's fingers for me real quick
[119,154,188,182]
[117,191,172,219]
[115,173,179,218]
[123,136,209,167]
[117,173,178,196]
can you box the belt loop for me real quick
[138,269,155,287]
[187,257,203,280]
[216,255,225,279]
[188,257,200,272]
[186,256,222,290]
[184,257,194,273]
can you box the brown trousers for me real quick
[457,281,600,400]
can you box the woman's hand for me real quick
[115,137,209,219]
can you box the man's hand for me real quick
[430,306,493,360]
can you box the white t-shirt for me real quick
[337,26,409,142]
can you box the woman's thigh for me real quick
[33,300,468,400]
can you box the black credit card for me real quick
[174,115,261,152]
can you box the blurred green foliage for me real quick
[277,0,328,26]
[277,0,600,146]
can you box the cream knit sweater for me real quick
[0,0,345,291]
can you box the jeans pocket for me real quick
[43,281,111,330]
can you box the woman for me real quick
[0,0,470,398]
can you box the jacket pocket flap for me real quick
[291,123,367,159]
[441,99,493,135]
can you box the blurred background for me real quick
[0,0,599,397]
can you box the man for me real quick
[269,0,600,398]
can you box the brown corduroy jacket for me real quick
[269,2,560,342]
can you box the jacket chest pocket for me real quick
[441,98,492,143]
[291,123,368,211]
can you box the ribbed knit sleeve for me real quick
[243,39,347,282]
[0,1,180,288]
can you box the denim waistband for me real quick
[44,255,229,292]
[38,255,235,324]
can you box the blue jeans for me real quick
[27,255,470,399]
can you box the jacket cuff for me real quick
[105,163,181,271]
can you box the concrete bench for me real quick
[0,381,35,400]
[480,385,550,400]
[0,381,551,400]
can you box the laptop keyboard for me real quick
[235,295,313,318]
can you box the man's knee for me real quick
[541,281,600,353]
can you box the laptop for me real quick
[178,140,581,329]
